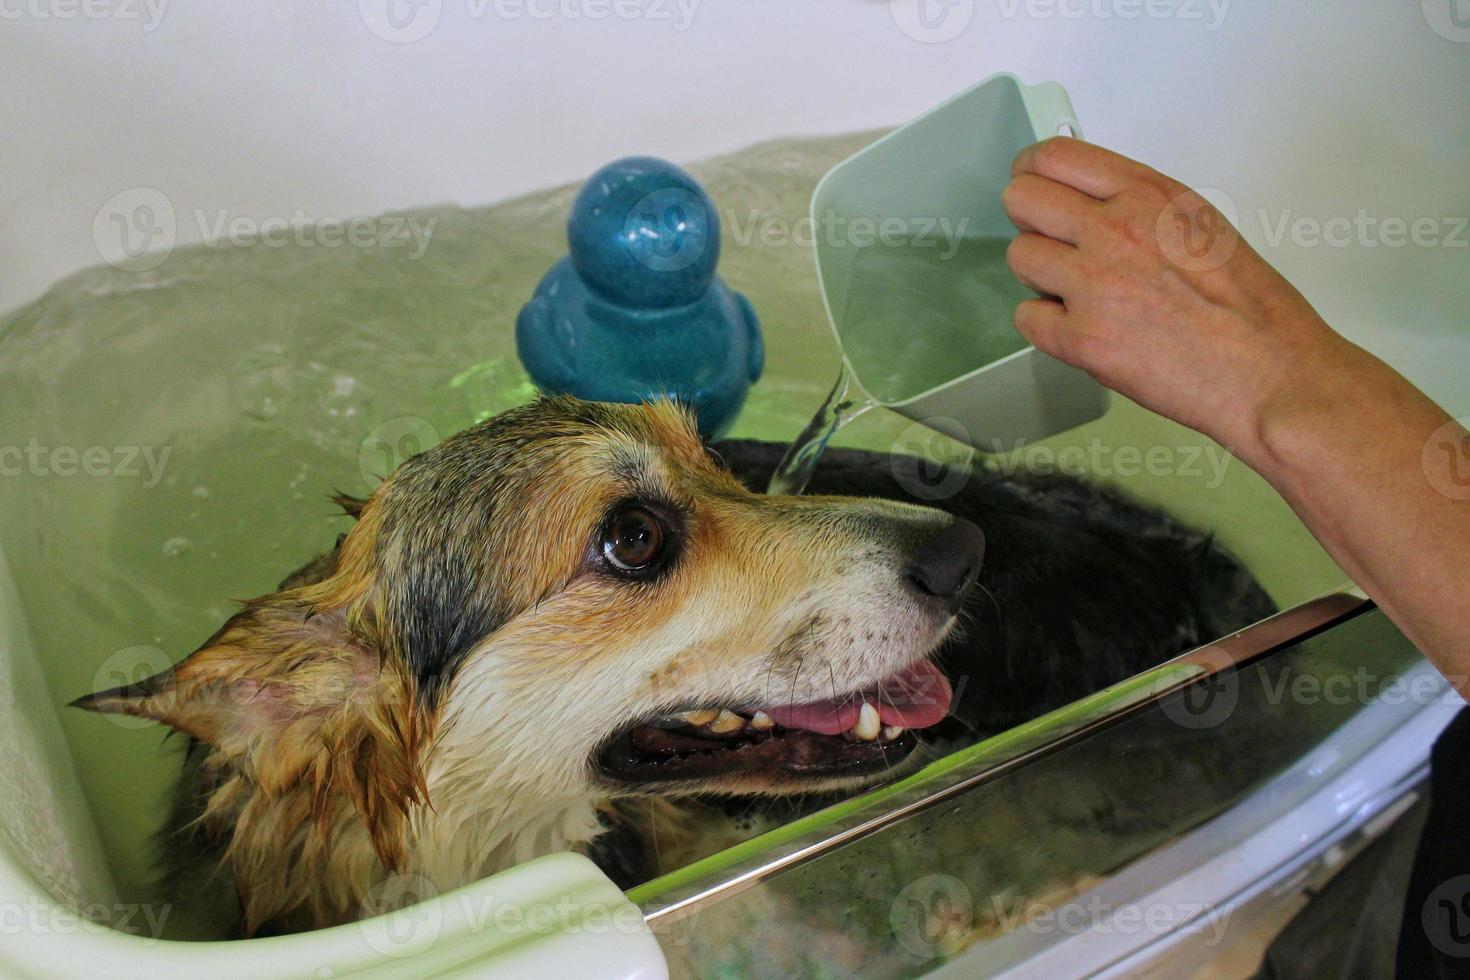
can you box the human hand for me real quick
[1001,136,1355,464]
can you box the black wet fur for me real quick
[154,437,1275,920]
[587,439,1276,887]
[713,440,1275,740]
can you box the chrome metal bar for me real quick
[640,588,1373,925]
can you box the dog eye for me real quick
[603,506,665,572]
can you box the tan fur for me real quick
[79,397,961,934]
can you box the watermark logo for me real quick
[1257,209,1467,250]
[891,874,974,959]
[358,881,654,955]
[1159,645,1240,730]
[0,0,169,30]
[993,0,1230,31]
[989,891,1231,944]
[360,0,698,41]
[0,898,172,940]
[0,439,171,487]
[360,873,442,957]
[1423,417,1470,501]
[890,0,974,43]
[1161,661,1458,731]
[626,187,711,273]
[88,645,172,730]
[1423,875,1470,957]
[358,416,441,491]
[1159,187,1467,260]
[986,436,1235,489]
[359,0,443,42]
[193,209,437,258]
[723,209,971,258]
[1155,186,1239,273]
[93,187,175,272]
[93,189,437,272]
[890,419,975,501]
[1423,0,1470,42]
[885,421,1236,503]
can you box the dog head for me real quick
[77,397,981,911]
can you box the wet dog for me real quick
[75,396,1272,935]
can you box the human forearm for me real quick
[1001,136,1470,687]
[1246,340,1470,688]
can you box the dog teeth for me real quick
[750,710,774,730]
[710,709,746,734]
[855,703,881,741]
[680,709,719,727]
[882,725,905,741]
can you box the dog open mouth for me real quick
[597,659,953,784]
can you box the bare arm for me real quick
[1002,136,1470,691]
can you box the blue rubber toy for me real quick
[515,156,763,439]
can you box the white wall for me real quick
[2,0,1466,409]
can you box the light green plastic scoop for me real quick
[811,72,1109,450]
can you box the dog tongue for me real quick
[762,660,952,736]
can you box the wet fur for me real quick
[591,440,1275,884]
[77,398,986,935]
[76,399,1273,934]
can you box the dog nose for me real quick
[903,519,984,613]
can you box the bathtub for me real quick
[1,3,1467,977]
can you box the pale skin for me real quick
[1002,136,1470,695]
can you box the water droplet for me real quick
[243,396,279,421]
[162,536,192,557]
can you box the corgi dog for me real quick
[75,397,989,935]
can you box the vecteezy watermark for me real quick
[358,416,441,492]
[1258,666,1462,710]
[360,873,442,958]
[1423,875,1470,958]
[0,439,170,488]
[1160,645,1241,731]
[358,873,650,957]
[92,188,437,272]
[1257,209,1469,250]
[891,874,975,958]
[1161,659,1463,731]
[1155,186,1468,273]
[889,0,975,43]
[889,874,1231,960]
[625,186,714,274]
[888,419,1236,502]
[723,209,973,260]
[93,187,176,272]
[192,209,437,259]
[0,0,168,30]
[988,891,1232,946]
[0,898,172,941]
[986,436,1235,489]
[358,0,699,43]
[890,420,976,502]
[86,645,173,730]
[1155,186,1241,273]
[993,0,1230,31]
[1422,0,1470,43]
[1423,417,1470,501]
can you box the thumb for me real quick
[1014,299,1081,366]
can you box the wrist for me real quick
[1233,331,1364,484]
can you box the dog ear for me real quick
[73,595,428,870]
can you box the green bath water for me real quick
[0,131,1345,923]
[838,235,1032,405]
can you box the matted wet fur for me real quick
[74,397,1272,936]
[593,439,1276,885]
